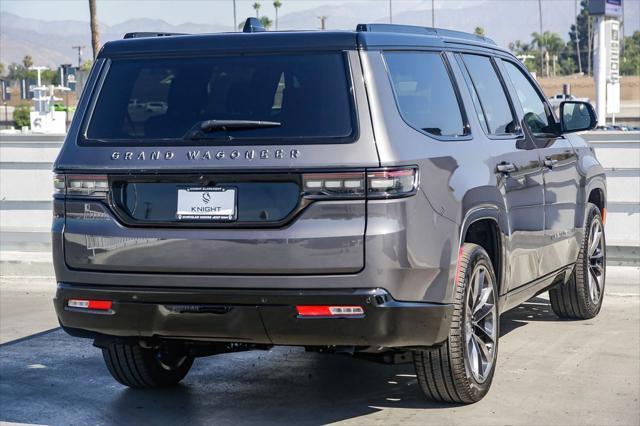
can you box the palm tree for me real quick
[273,0,282,30]
[260,16,273,30]
[531,31,564,77]
[253,2,261,18]
[22,55,33,69]
[89,0,100,60]
[545,33,564,76]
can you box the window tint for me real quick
[86,53,355,144]
[502,60,555,135]
[384,52,465,137]
[460,54,517,136]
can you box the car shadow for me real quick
[1,296,573,425]
[500,296,576,337]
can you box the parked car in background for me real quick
[52,20,606,404]
[548,93,590,110]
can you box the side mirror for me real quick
[560,101,597,134]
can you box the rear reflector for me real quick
[296,305,364,317]
[67,299,112,310]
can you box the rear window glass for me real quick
[85,53,356,144]
[384,52,466,138]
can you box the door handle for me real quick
[496,162,516,174]
[543,158,558,169]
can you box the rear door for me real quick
[58,50,378,275]
[499,59,582,275]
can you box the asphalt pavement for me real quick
[0,267,638,426]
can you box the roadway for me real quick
[0,267,638,425]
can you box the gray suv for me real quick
[52,21,606,403]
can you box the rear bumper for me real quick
[54,283,453,348]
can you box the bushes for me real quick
[13,104,31,129]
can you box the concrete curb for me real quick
[0,251,54,276]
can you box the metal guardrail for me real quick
[0,132,638,265]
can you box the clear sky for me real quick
[1,0,382,26]
[5,0,637,27]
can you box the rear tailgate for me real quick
[56,50,378,276]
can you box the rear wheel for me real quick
[549,203,606,319]
[102,342,194,388]
[413,243,499,404]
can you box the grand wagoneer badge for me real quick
[110,149,301,161]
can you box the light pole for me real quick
[389,0,392,24]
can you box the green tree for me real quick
[621,31,640,76]
[473,26,485,37]
[80,60,94,72]
[531,31,564,77]
[569,0,593,75]
[13,104,31,129]
[7,63,27,80]
[252,2,261,18]
[260,16,272,30]
[0,63,5,77]
[273,0,282,30]
[509,40,538,73]
[22,55,33,69]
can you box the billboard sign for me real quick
[589,0,623,18]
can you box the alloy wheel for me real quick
[587,218,605,304]
[464,264,498,384]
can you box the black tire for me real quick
[102,342,194,388]
[413,243,499,404]
[549,203,606,320]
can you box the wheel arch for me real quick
[459,206,506,297]
[582,177,607,227]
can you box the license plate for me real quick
[176,187,237,221]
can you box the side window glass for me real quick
[456,55,489,135]
[460,54,518,136]
[384,52,466,138]
[502,60,555,135]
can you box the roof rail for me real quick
[355,23,496,46]
[123,32,187,39]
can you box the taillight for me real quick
[302,167,417,199]
[367,168,418,199]
[303,172,366,198]
[54,174,109,198]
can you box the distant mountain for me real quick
[1,1,639,68]
[0,12,230,67]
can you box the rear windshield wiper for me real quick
[202,119,280,131]
[185,120,281,140]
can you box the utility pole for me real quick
[389,0,392,24]
[88,0,100,60]
[538,0,543,76]
[431,0,435,27]
[317,15,327,30]
[72,46,85,68]
[233,0,237,32]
